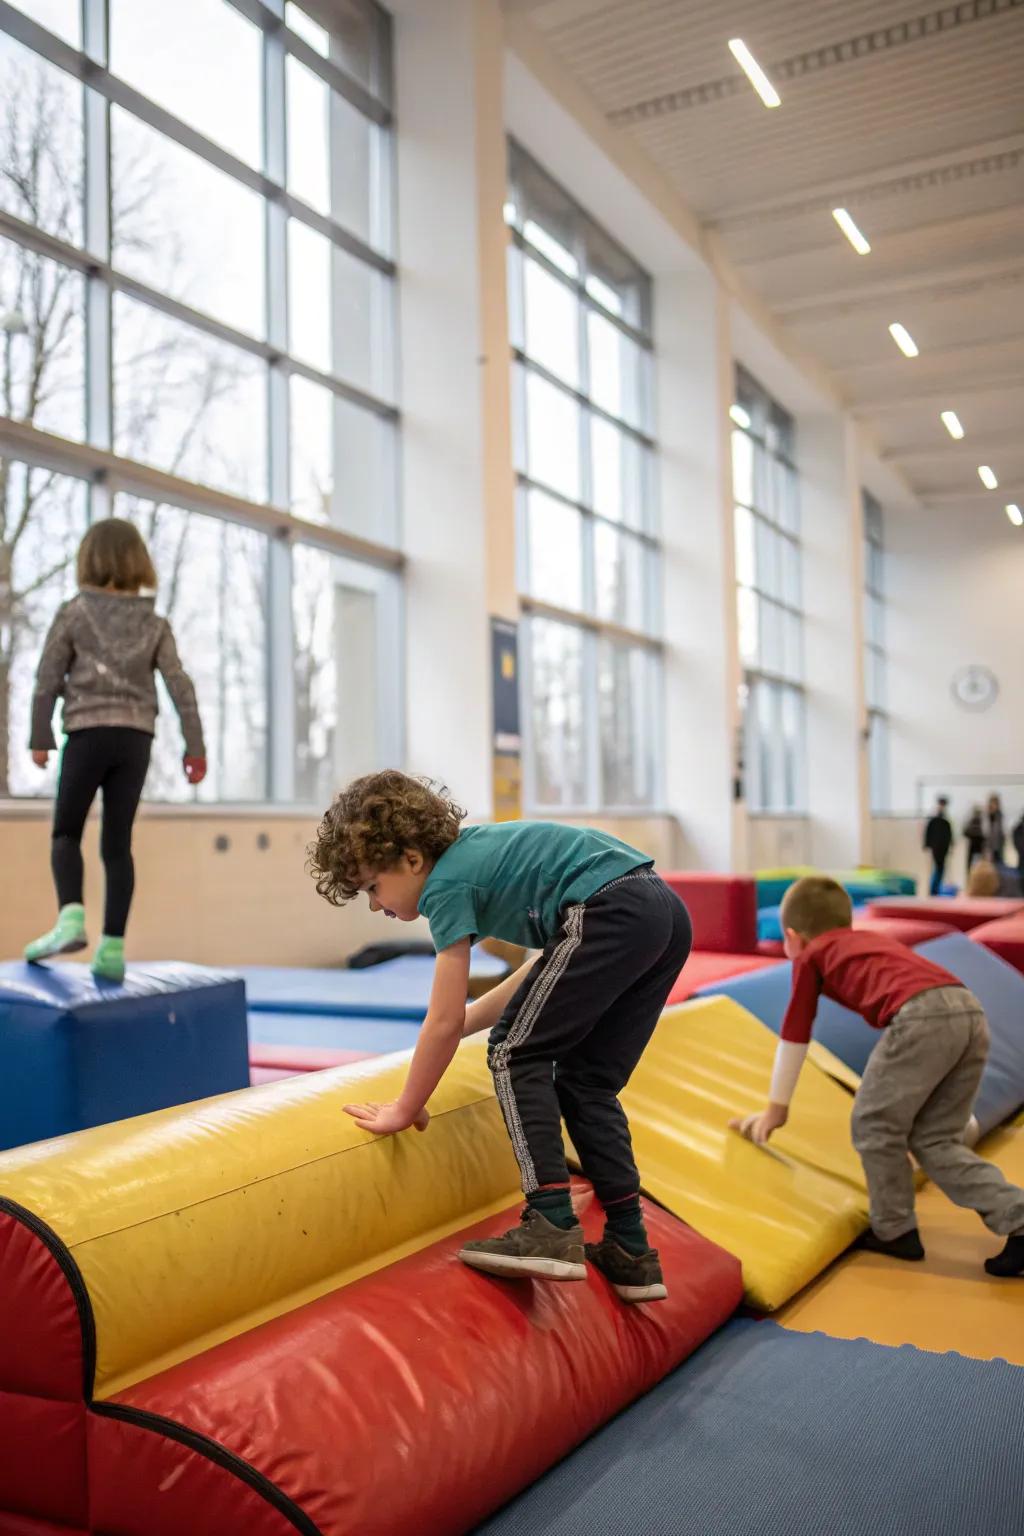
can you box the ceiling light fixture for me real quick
[728,40,781,108]
[940,410,964,440]
[832,208,870,255]
[888,323,919,358]
[978,465,998,490]
[1007,504,1023,527]
[729,403,752,430]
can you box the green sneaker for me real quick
[25,904,87,963]
[586,1236,668,1303]
[91,935,126,983]
[458,1208,586,1281]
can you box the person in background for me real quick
[25,519,206,982]
[923,795,953,896]
[1014,812,1024,898]
[987,793,1006,866]
[963,805,986,883]
[966,860,1000,899]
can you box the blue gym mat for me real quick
[246,1010,422,1054]
[477,1319,1024,1536]
[696,932,1024,1134]
[238,948,507,1019]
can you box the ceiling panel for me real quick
[514,0,1024,503]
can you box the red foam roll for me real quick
[107,1191,742,1535]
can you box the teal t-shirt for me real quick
[418,821,653,952]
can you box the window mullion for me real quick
[263,12,295,802]
[82,0,112,518]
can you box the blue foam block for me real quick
[916,933,1024,1134]
[757,905,783,942]
[697,932,1024,1133]
[0,961,249,1151]
[239,946,505,1019]
[247,1010,422,1054]
[479,1319,1024,1536]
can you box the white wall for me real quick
[800,412,864,866]
[391,0,501,818]
[886,499,1024,819]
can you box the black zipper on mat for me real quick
[1,1197,321,1536]
[0,1196,97,1400]
[92,1402,322,1536]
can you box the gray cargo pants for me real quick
[851,986,1024,1241]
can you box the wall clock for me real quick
[951,665,998,711]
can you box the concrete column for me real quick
[656,268,738,870]
[800,410,862,867]
[390,0,514,815]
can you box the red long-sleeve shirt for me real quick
[781,927,964,1044]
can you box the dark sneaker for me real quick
[858,1226,925,1262]
[458,1208,586,1281]
[585,1237,668,1303]
[984,1235,1024,1278]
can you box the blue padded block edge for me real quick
[0,960,249,1150]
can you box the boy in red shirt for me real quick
[733,876,1024,1277]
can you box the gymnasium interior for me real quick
[1,1,1023,1532]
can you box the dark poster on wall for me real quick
[491,617,521,822]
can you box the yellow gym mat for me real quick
[619,999,869,1312]
[778,1121,1024,1364]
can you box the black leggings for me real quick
[51,727,152,937]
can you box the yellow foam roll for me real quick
[0,1041,520,1396]
[619,999,869,1312]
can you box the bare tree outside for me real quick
[0,36,272,800]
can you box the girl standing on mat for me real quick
[24,519,206,982]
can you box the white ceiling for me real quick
[505,0,1024,510]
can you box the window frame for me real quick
[0,0,401,807]
[732,365,806,814]
[507,141,663,815]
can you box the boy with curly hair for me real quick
[309,769,691,1302]
[733,875,1024,1277]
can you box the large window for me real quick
[506,144,660,811]
[863,490,889,814]
[731,365,805,813]
[0,0,398,803]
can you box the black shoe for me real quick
[585,1236,668,1302]
[858,1226,926,1262]
[458,1208,586,1281]
[984,1235,1024,1278]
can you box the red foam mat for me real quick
[864,895,1024,933]
[970,914,1024,975]
[248,1043,374,1072]
[668,949,782,1004]
[103,1192,742,1536]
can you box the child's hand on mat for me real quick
[31,749,49,768]
[730,1103,788,1145]
[344,1100,430,1135]
[183,755,207,785]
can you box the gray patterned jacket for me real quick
[30,590,206,757]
